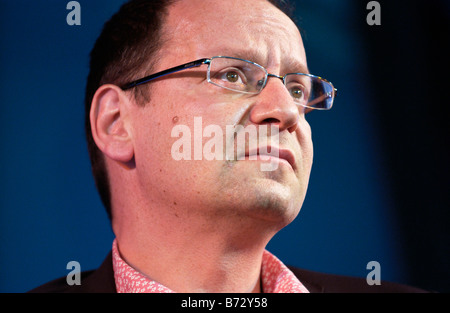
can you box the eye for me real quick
[285,74,310,104]
[219,69,246,85]
[256,79,265,88]
[289,86,306,101]
[225,71,240,83]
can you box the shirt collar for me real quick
[112,239,309,293]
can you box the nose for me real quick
[249,76,300,133]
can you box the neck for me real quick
[113,204,278,293]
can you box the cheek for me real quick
[130,104,179,169]
[297,118,314,167]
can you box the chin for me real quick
[242,182,304,227]
[215,160,307,226]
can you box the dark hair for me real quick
[85,0,294,221]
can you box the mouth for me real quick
[244,146,296,170]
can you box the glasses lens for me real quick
[285,74,335,110]
[207,57,267,94]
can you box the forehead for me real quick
[161,0,307,72]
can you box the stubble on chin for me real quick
[215,162,304,227]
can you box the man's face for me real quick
[128,0,313,228]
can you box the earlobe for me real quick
[90,84,134,163]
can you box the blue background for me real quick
[1,0,448,292]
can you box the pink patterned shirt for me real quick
[112,239,309,293]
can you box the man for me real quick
[30,0,425,293]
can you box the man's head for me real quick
[86,0,314,231]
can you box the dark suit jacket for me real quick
[28,251,427,293]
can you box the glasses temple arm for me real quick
[121,58,210,90]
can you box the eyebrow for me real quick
[283,57,310,75]
[216,48,310,75]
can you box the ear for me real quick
[90,84,134,164]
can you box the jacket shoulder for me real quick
[288,266,429,293]
[28,270,95,293]
[28,252,116,293]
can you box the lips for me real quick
[244,146,296,170]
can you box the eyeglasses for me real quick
[121,56,337,111]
